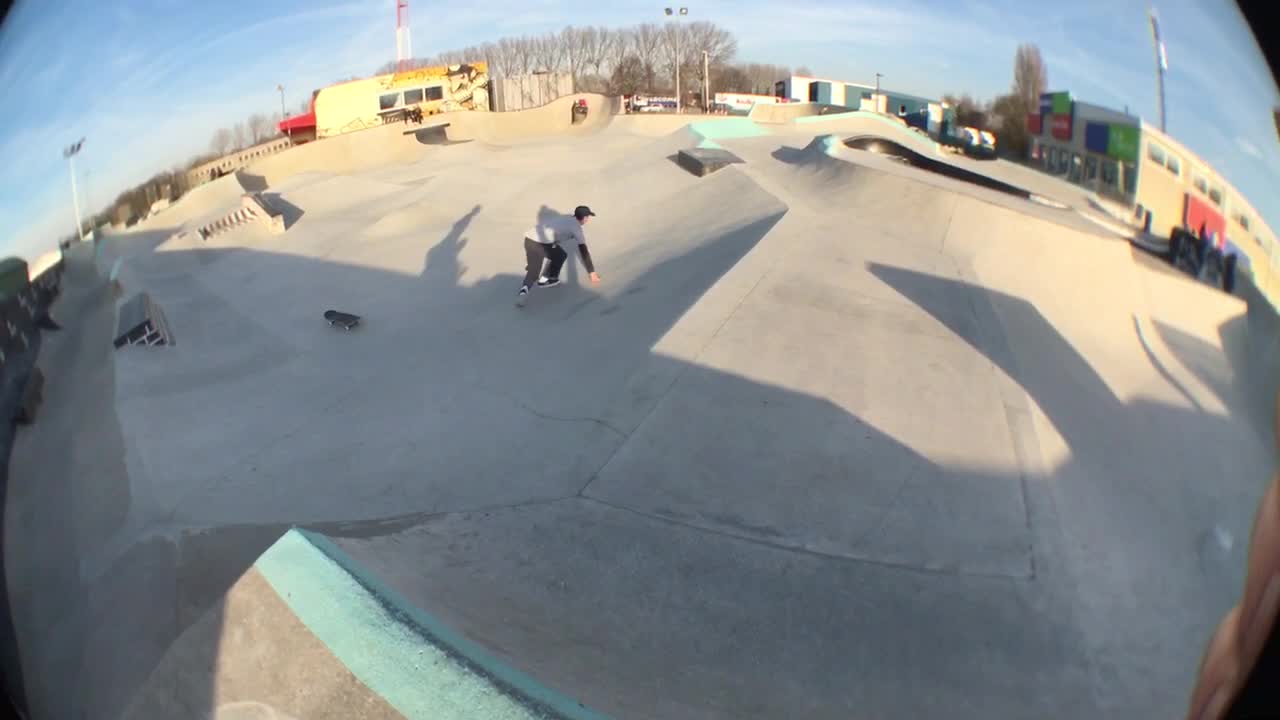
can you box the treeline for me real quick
[941,44,1048,158]
[377,23,801,100]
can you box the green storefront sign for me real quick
[1050,92,1071,115]
[1107,125,1139,162]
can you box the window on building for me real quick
[1101,158,1118,189]
[1147,142,1165,165]
[404,88,425,104]
[379,92,401,110]
[1239,214,1251,231]
[1193,175,1208,195]
[1122,162,1137,196]
[1165,153,1181,176]
[424,85,444,101]
[1209,186,1223,206]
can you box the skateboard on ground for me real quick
[324,310,361,330]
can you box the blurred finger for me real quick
[1236,476,1280,669]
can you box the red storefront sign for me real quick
[1184,193,1226,248]
[1050,113,1072,140]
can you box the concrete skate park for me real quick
[8,93,1277,719]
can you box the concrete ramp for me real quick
[135,175,246,233]
[123,529,602,720]
[443,94,615,144]
[240,123,435,189]
[747,102,846,124]
[12,95,1276,720]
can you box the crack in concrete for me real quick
[470,383,627,438]
[577,266,776,498]
[580,495,1030,580]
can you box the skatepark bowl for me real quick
[8,97,1279,720]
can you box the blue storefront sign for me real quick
[1084,122,1110,154]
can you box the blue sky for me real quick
[1,0,1277,263]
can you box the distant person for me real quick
[516,205,601,307]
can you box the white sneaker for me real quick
[516,286,529,307]
[537,275,561,288]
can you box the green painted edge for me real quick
[687,117,768,140]
[257,528,611,720]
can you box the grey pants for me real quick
[522,237,567,288]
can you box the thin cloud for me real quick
[1237,137,1263,159]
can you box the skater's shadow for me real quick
[420,204,480,287]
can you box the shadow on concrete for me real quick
[262,193,305,230]
[8,204,786,718]
[8,204,1272,719]
[408,123,469,146]
[868,261,1277,718]
[1152,315,1276,456]
[234,171,268,194]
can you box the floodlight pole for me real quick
[63,139,86,243]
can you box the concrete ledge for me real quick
[675,147,745,177]
[242,192,285,235]
[255,529,610,720]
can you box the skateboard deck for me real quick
[324,309,360,330]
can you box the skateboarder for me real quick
[517,205,601,306]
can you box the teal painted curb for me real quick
[688,117,769,141]
[255,528,611,720]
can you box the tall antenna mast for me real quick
[396,0,412,72]
[1149,4,1168,132]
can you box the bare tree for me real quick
[982,43,1048,157]
[231,121,249,151]
[210,127,234,156]
[1012,43,1047,111]
[795,65,814,77]
[684,21,736,102]
[657,21,685,92]
[633,23,662,91]
[604,28,632,81]
[941,93,988,128]
[246,113,270,144]
[739,63,770,94]
[713,64,756,95]
[569,26,603,91]
[579,26,602,75]
[509,35,535,76]
[478,41,504,78]
[560,26,586,88]
[530,31,564,73]
[609,54,646,96]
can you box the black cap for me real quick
[574,205,596,219]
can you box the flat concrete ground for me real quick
[6,116,1274,719]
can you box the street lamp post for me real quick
[277,84,292,142]
[664,7,688,113]
[703,49,710,114]
[874,72,883,113]
[62,138,86,243]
